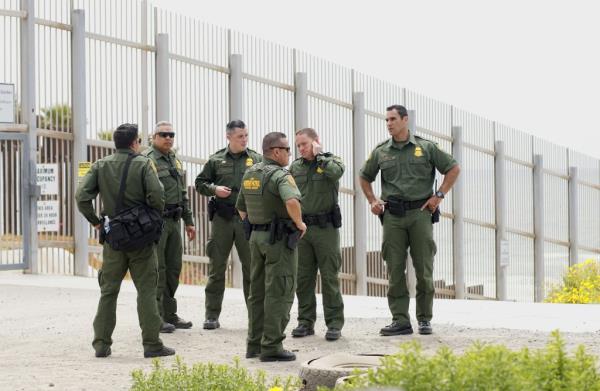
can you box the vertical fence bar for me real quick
[495,139,507,300]
[228,52,243,288]
[72,9,89,276]
[140,0,149,140]
[294,72,308,131]
[568,166,578,265]
[406,109,417,297]
[451,126,465,299]
[20,0,37,273]
[155,33,170,122]
[352,91,367,295]
[533,154,545,302]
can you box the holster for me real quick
[207,198,216,221]
[432,207,440,224]
[208,197,236,221]
[285,224,301,250]
[163,204,183,220]
[386,197,406,217]
[242,217,253,240]
[331,204,342,228]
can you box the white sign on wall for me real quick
[37,164,59,195]
[0,83,15,123]
[37,200,60,232]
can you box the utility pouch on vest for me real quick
[105,153,164,252]
[332,204,342,228]
[431,207,440,224]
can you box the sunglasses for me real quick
[158,132,175,138]
[270,146,290,152]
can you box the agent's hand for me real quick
[94,224,101,230]
[296,222,307,239]
[215,186,232,198]
[370,199,385,215]
[421,196,442,213]
[185,225,196,241]
[312,140,323,156]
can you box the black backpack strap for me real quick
[115,153,138,213]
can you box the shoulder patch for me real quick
[175,159,183,170]
[286,175,297,188]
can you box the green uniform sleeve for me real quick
[75,162,102,226]
[359,148,380,182]
[317,153,345,181]
[181,179,194,226]
[429,143,457,174]
[143,160,165,211]
[235,188,247,212]
[276,172,302,202]
[195,159,217,196]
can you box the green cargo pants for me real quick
[246,231,297,356]
[296,225,344,330]
[93,244,163,354]
[156,218,183,323]
[205,214,252,319]
[382,209,437,324]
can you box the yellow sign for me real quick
[316,167,324,174]
[246,158,254,167]
[78,162,91,177]
[414,147,423,157]
[243,178,261,190]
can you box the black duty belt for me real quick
[252,224,271,231]
[303,213,333,226]
[385,197,429,217]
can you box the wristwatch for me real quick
[434,190,445,199]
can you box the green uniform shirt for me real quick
[236,158,301,224]
[75,149,165,226]
[195,146,262,205]
[143,146,194,226]
[360,132,457,201]
[289,152,344,215]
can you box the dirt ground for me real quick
[1,276,599,391]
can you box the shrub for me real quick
[332,331,600,390]
[131,356,300,391]
[546,259,600,304]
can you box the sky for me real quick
[154,0,600,160]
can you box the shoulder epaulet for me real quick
[209,147,227,158]
[414,135,438,146]
[140,147,153,157]
[292,156,303,163]
[375,139,390,148]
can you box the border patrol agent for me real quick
[236,132,306,362]
[359,105,460,336]
[290,128,345,341]
[143,121,196,332]
[75,123,175,358]
[195,120,262,330]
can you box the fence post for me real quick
[533,154,545,302]
[352,92,367,296]
[228,53,244,289]
[155,33,170,122]
[140,0,149,142]
[568,166,579,265]
[406,110,417,297]
[451,126,465,299]
[294,72,308,131]
[71,9,89,277]
[20,0,38,273]
[494,140,508,300]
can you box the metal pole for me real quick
[155,33,170,122]
[406,110,416,298]
[533,154,545,302]
[229,53,244,288]
[352,92,367,296]
[451,126,465,299]
[294,72,308,131]
[72,9,89,277]
[20,0,38,273]
[494,139,508,300]
[140,0,149,143]
[568,166,579,265]
[229,54,243,121]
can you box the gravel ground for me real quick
[1,275,599,391]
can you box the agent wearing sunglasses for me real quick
[194,120,262,330]
[143,121,196,333]
[236,132,307,362]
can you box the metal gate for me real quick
[0,132,28,270]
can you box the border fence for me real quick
[1,0,599,302]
